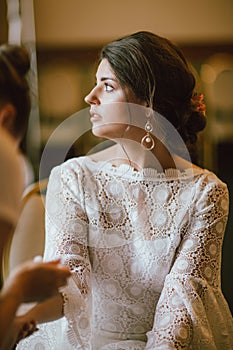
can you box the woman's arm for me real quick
[146,178,230,349]
[15,163,92,349]
[42,163,92,348]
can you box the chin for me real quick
[91,125,108,139]
[91,121,109,133]
[92,123,128,139]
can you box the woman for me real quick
[0,44,71,349]
[16,31,233,349]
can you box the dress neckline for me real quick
[82,156,205,181]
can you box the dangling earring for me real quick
[141,108,155,151]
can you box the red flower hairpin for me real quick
[191,93,206,116]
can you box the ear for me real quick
[0,103,16,136]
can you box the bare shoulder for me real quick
[173,154,203,172]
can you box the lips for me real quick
[90,111,102,123]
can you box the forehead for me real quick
[96,58,116,79]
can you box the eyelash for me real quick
[104,83,114,92]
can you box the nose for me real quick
[84,86,100,105]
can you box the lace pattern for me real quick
[17,157,233,350]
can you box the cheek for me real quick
[103,102,131,123]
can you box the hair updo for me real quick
[0,44,31,139]
[100,31,206,162]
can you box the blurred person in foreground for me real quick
[0,44,71,349]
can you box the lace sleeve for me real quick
[146,177,233,350]
[44,162,92,349]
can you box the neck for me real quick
[0,126,19,149]
[113,137,176,171]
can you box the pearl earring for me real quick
[141,109,155,151]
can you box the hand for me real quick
[16,319,39,343]
[1,316,38,350]
[2,259,71,304]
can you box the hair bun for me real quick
[0,44,30,76]
[185,111,206,143]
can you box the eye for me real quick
[104,83,114,92]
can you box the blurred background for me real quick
[1,0,233,313]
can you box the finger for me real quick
[46,259,62,265]
[33,255,43,262]
[57,266,72,275]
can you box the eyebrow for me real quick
[96,76,118,82]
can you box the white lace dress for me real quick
[17,157,233,350]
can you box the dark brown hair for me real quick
[100,31,206,162]
[0,44,31,140]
